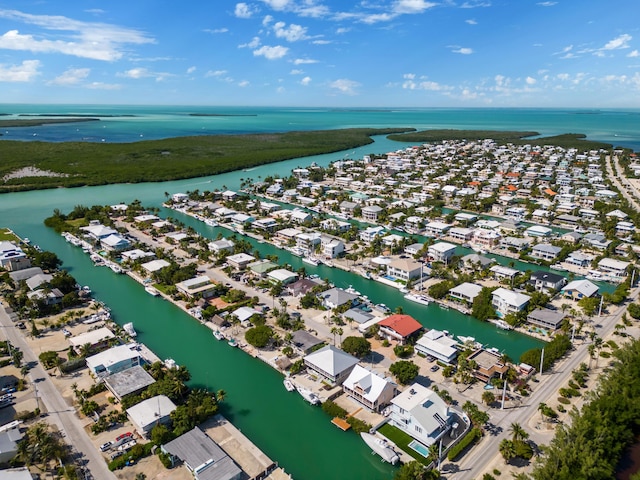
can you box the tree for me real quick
[32,251,62,271]
[150,424,173,445]
[216,389,226,403]
[245,325,273,348]
[340,336,372,358]
[389,360,419,385]
[482,390,496,406]
[509,422,528,443]
[499,439,516,462]
[394,460,438,480]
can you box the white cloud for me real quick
[0,9,154,61]
[336,27,350,35]
[290,69,304,74]
[312,39,331,45]
[239,37,261,49]
[628,49,640,58]
[602,33,632,51]
[394,0,437,14]
[206,70,228,77]
[300,76,311,85]
[525,76,537,85]
[404,73,416,80]
[329,78,360,95]
[536,2,557,6]
[235,3,256,18]
[262,15,274,26]
[293,58,318,65]
[87,81,121,90]
[84,9,105,15]
[0,59,39,82]
[452,47,473,54]
[273,22,309,42]
[187,66,196,74]
[119,67,152,79]
[465,19,478,25]
[50,67,90,85]
[261,0,291,10]
[204,28,229,34]
[253,45,289,59]
[238,80,250,87]
[460,1,492,8]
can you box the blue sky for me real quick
[0,0,638,107]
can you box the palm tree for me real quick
[499,438,516,462]
[330,327,339,346]
[216,389,226,403]
[482,390,495,406]
[509,422,528,443]
[538,402,548,422]
[336,327,343,347]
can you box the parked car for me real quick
[118,440,136,452]
[115,432,133,442]
[110,451,124,460]
[426,355,435,363]
[430,365,440,373]
[100,441,112,452]
[16,322,26,330]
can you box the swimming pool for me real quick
[382,275,397,281]
[408,440,430,457]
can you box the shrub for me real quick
[60,357,86,374]
[557,405,566,413]
[447,427,481,461]
[158,452,172,469]
[557,397,570,404]
[321,400,347,418]
[347,416,371,434]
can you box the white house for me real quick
[342,365,397,412]
[415,330,459,364]
[427,242,457,263]
[598,258,630,278]
[85,344,142,377]
[389,383,454,447]
[127,395,177,438]
[303,345,359,386]
[448,282,483,304]
[267,269,299,285]
[321,236,345,259]
[561,279,599,300]
[386,258,423,282]
[359,226,385,243]
[531,243,562,262]
[491,288,530,316]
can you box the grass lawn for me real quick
[378,423,431,465]
[0,228,19,242]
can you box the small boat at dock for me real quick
[110,264,123,274]
[302,256,320,266]
[213,330,225,341]
[145,286,160,296]
[404,293,430,306]
[492,319,513,330]
[228,338,239,347]
[296,385,320,405]
[284,378,295,392]
[360,432,400,465]
[123,323,137,337]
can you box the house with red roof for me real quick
[378,314,423,345]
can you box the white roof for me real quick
[562,279,599,297]
[342,365,396,404]
[126,395,176,430]
[121,249,154,260]
[82,224,118,238]
[134,214,159,222]
[232,306,262,322]
[85,344,139,370]
[416,330,459,360]
[142,259,171,273]
[392,383,449,436]
[429,242,457,253]
[227,253,256,263]
[492,287,530,307]
[598,258,630,271]
[449,282,483,299]
[267,269,298,282]
[69,327,115,348]
[304,345,359,376]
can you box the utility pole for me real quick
[539,348,545,376]
[500,379,507,410]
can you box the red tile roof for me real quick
[378,314,422,337]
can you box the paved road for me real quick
[446,284,638,479]
[605,155,640,211]
[0,308,115,480]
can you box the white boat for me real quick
[213,330,225,341]
[360,432,400,465]
[123,323,137,337]
[228,338,239,348]
[374,304,391,313]
[283,378,295,392]
[399,287,409,294]
[404,293,430,306]
[345,285,361,296]
[164,358,178,370]
[457,335,476,345]
[110,264,123,274]
[550,263,567,271]
[296,385,320,405]
[81,286,92,294]
[205,217,217,226]
[145,286,160,296]
[493,319,513,330]
[302,256,320,266]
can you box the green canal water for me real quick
[0,136,545,480]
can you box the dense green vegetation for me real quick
[0,118,99,128]
[387,129,613,150]
[530,338,640,479]
[519,334,571,369]
[0,127,411,192]
[447,427,481,461]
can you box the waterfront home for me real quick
[424,221,452,237]
[176,275,218,299]
[276,228,303,244]
[360,226,385,243]
[100,234,131,252]
[247,259,278,278]
[69,327,115,354]
[266,269,298,285]
[162,426,242,480]
[386,257,423,282]
[362,205,384,222]
[582,233,611,250]
[527,308,566,331]
[339,201,358,217]
[171,193,189,203]
[226,253,256,270]
[500,236,530,250]
[404,242,425,256]
[121,249,155,262]
[565,251,593,268]
[252,217,278,232]
[127,395,176,438]
[290,209,312,224]
[415,329,459,364]
[615,221,636,237]
[208,239,235,255]
[427,242,457,264]
[85,344,142,377]
[467,349,509,383]
[449,227,474,242]
[296,232,322,254]
[303,345,359,386]
[318,287,359,309]
[378,314,423,345]
[27,288,63,306]
[560,279,599,300]
[472,228,501,247]
[448,282,483,305]
[25,273,53,291]
[561,231,582,244]
[81,222,118,241]
[321,236,345,259]
[342,365,397,413]
[291,330,325,355]
[389,383,453,447]
[103,365,156,402]
[320,218,351,233]
[141,259,171,274]
[454,212,478,224]
[525,225,552,237]
[0,241,30,271]
[8,266,44,283]
[461,254,494,271]
[342,308,375,327]
[286,278,318,297]
[133,214,159,223]
[597,258,630,278]
[491,288,530,317]
[529,271,567,292]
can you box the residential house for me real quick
[291,330,325,355]
[318,287,359,309]
[103,365,156,402]
[424,221,452,237]
[342,365,397,413]
[531,243,562,262]
[529,271,567,292]
[162,427,242,480]
[598,258,630,278]
[467,349,509,383]
[267,269,299,285]
[175,275,217,299]
[226,253,256,270]
[0,241,30,271]
[582,233,612,250]
[359,226,385,243]
[525,225,552,237]
[427,242,457,264]
[296,232,322,255]
[386,258,423,282]
[321,236,345,259]
[290,209,312,224]
[303,345,359,386]
[561,279,599,300]
[389,383,454,447]
[362,205,384,222]
[378,314,423,344]
[208,239,235,255]
[415,330,459,364]
[527,308,566,331]
[339,201,358,217]
[449,227,474,242]
[448,282,483,305]
[85,344,142,377]
[461,254,494,270]
[100,234,131,252]
[565,251,593,268]
[491,288,530,316]
[69,327,115,355]
[127,395,177,438]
